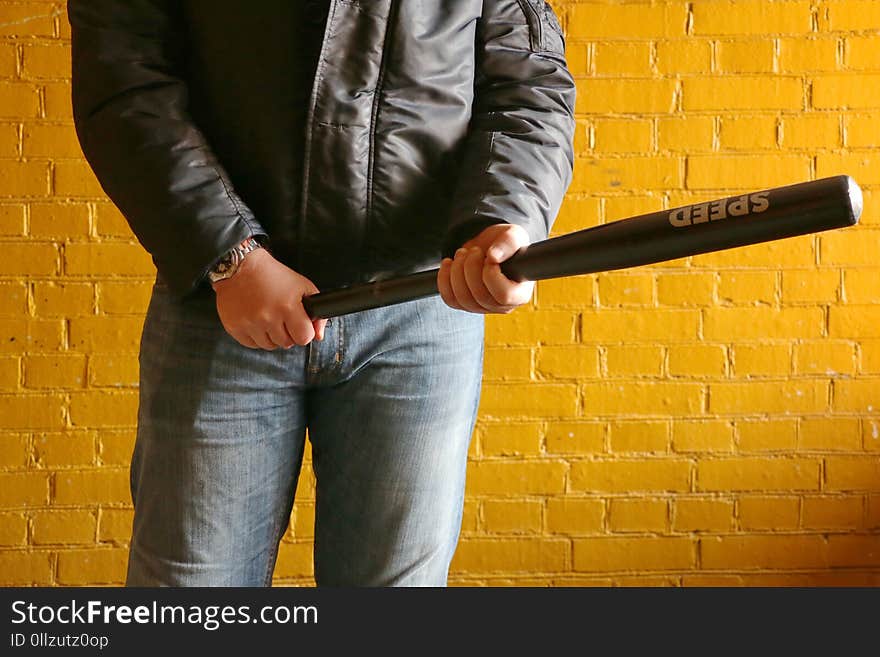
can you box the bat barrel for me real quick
[303,175,862,319]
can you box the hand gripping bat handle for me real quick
[302,175,862,320]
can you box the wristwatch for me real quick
[207,236,264,284]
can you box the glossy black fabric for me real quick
[68,0,576,300]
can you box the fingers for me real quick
[439,246,532,314]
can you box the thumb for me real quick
[486,232,522,265]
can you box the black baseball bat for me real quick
[302,175,862,319]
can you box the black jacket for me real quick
[68,0,576,301]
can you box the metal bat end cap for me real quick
[846,175,863,225]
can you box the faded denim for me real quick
[126,277,484,587]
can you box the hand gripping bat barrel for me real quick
[302,175,863,319]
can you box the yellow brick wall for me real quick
[0,0,878,587]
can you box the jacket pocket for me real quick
[516,0,566,55]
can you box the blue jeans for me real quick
[126,277,484,586]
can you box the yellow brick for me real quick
[0,318,63,353]
[295,469,315,501]
[870,494,880,528]
[594,42,651,77]
[657,40,712,75]
[98,281,154,315]
[574,155,683,193]
[593,118,652,153]
[568,4,687,39]
[712,380,829,414]
[656,273,715,306]
[737,418,799,451]
[780,114,841,150]
[609,420,668,453]
[23,124,83,158]
[828,535,880,568]
[731,344,791,377]
[68,316,144,351]
[483,500,542,534]
[564,42,589,77]
[290,503,315,538]
[597,272,653,306]
[845,269,880,303]
[828,0,880,30]
[609,498,667,533]
[683,78,803,112]
[717,41,775,74]
[32,281,94,317]
[573,537,695,572]
[863,340,880,373]
[584,381,703,416]
[0,42,14,77]
[795,341,856,375]
[545,498,605,534]
[657,116,714,152]
[480,422,542,457]
[580,309,699,342]
[43,81,74,121]
[718,272,777,305]
[482,347,530,381]
[699,458,820,491]
[56,548,128,585]
[682,574,744,586]
[830,305,880,338]
[0,241,59,276]
[782,269,840,303]
[54,469,130,505]
[64,241,155,276]
[673,498,734,532]
[536,345,599,379]
[693,0,812,35]
[833,378,879,412]
[545,421,605,455]
[604,345,663,377]
[88,353,141,388]
[451,538,568,573]
[570,459,691,493]
[0,3,56,37]
[818,152,880,184]
[0,82,40,118]
[0,356,19,389]
[33,431,96,467]
[686,154,811,189]
[32,509,96,544]
[738,495,801,529]
[803,495,863,529]
[779,38,840,73]
[466,460,567,496]
[0,203,25,235]
[551,197,602,235]
[847,113,880,147]
[0,281,26,316]
[719,115,777,150]
[0,433,28,468]
[0,552,52,585]
[479,383,576,418]
[605,196,666,223]
[573,119,590,155]
[24,354,86,388]
[54,160,107,197]
[0,472,49,506]
[98,430,135,466]
[693,234,815,268]
[814,74,880,109]
[535,276,595,309]
[22,43,70,80]
[706,307,823,341]
[98,508,133,542]
[826,456,880,490]
[0,122,18,158]
[0,160,49,198]
[485,310,576,346]
[0,393,66,429]
[94,202,135,238]
[673,420,735,453]
[575,79,677,114]
[273,542,313,579]
[0,512,27,546]
[69,390,139,427]
[846,36,880,70]
[460,499,478,534]
[701,535,826,569]
[866,420,880,452]
[669,345,727,377]
[29,202,91,238]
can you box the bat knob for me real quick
[845,175,863,225]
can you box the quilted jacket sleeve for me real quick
[68,0,268,300]
[443,0,576,256]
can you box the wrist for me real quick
[208,235,266,288]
